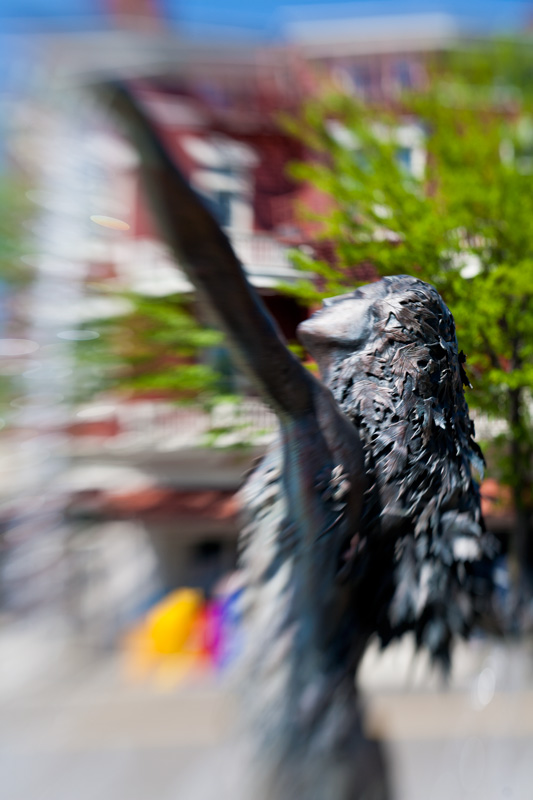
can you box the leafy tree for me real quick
[281,42,533,585]
[71,291,226,404]
[0,175,33,287]
[71,290,269,447]
[0,173,34,417]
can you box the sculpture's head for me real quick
[297,275,456,371]
[297,281,388,359]
[300,275,491,664]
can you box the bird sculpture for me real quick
[99,83,494,800]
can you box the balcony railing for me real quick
[226,229,294,273]
[71,399,278,453]
[114,232,306,296]
[72,400,512,454]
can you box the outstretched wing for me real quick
[96,81,314,421]
[99,81,368,660]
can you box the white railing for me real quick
[74,400,510,452]
[72,399,278,452]
[226,229,293,272]
[114,231,301,294]
[470,410,508,442]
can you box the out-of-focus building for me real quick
[288,10,457,96]
[0,2,520,645]
[1,26,310,639]
[57,48,311,611]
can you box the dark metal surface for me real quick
[100,82,493,800]
[299,277,491,662]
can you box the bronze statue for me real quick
[98,83,493,800]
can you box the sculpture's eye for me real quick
[322,293,355,308]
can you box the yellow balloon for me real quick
[147,589,204,655]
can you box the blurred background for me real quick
[2,2,533,799]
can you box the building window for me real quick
[396,146,412,173]
[394,60,413,90]
[181,135,258,231]
[189,539,234,595]
[205,186,234,227]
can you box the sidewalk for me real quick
[1,621,533,800]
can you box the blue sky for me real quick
[169,1,533,38]
[0,0,531,38]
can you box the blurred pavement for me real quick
[1,622,533,800]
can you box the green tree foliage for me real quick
[72,291,226,405]
[0,175,33,286]
[281,41,533,578]
[0,173,34,418]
